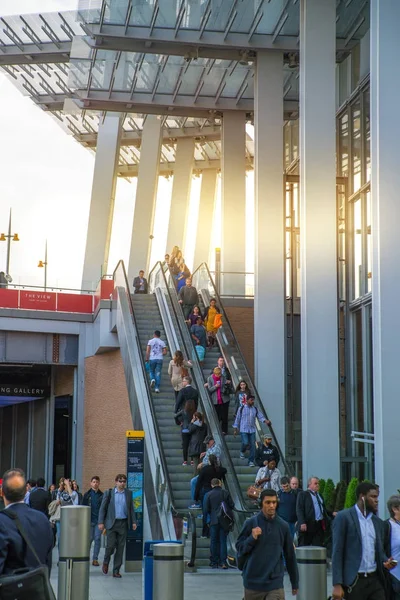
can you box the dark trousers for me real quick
[345,572,386,600]
[298,521,325,547]
[210,524,228,566]
[104,519,128,573]
[214,401,230,434]
[182,432,190,462]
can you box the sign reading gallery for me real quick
[0,386,49,397]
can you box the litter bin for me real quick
[143,540,182,600]
[295,545,327,600]
[58,506,91,600]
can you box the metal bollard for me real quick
[58,506,91,600]
[153,543,184,600]
[295,546,327,600]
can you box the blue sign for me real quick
[126,432,145,562]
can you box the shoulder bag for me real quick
[0,510,56,600]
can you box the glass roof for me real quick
[0,0,370,176]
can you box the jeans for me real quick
[149,359,163,389]
[56,520,61,549]
[191,476,198,502]
[90,523,102,560]
[210,524,228,566]
[241,432,256,463]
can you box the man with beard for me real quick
[331,482,396,600]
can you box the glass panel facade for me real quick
[352,101,362,193]
[353,198,362,299]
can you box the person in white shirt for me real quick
[145,330,168,393]
[255,459,281,493]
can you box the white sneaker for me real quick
[155,388,160,393]
[150,379,155,389]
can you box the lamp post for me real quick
[0,209,20,277]
[38,240,48,291]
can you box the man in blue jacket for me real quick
[237,488,299,599]
[331,481,396,600]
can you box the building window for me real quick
[352,101,362,193]
[353,198,363,299]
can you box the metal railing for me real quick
[192,262,293,476]
[113,260,179,539]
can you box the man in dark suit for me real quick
[296,476,329,546]
[331,482,395,600]
[28,477,51,516]
[0,468,53,574]
[98,473,137,578]
[174,376,199,414]
[133,270,148,294]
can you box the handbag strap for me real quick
[2,509,42,567]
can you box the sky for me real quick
[0,0,255,291]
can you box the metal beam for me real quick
[33,93,298,119]
[0,41,71,65]
[84,24,298,58]
[76,125,222,148]
[117,157,254,178]
[84,24,358,58]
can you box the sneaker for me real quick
[188,503,201,509]
[92,560,99,567]
[239,453,246,460]
[155,388,160,393]
[182,461,188,466]
[220,564,228,570]
[196,513,203,519]
[190,461,194,466]
[248,462,255,467]
[150,379,155,389]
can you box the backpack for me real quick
[217,493,235,533]
[0,511,56,600]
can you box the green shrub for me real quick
[323,479,335,512]
[318,479,326,497]
[335,480,348,512]
[345,477,359,509]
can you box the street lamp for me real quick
[38,240,48,291]
[0,208,20,278]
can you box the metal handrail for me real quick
[113,260,183,522]
[192,262,293,476]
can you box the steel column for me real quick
[254,51,286,454]
[81,113,122,290]
[300,0,340,481]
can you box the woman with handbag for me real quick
[207,367,231,435]
[254,459,282,493]
[203,298,221,348]
[168,350,192,401]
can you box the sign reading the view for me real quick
[20,291,57,311]
[0,385,50,397]
[126,430,145,567]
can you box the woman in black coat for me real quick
[175,399,197,466]
[194,454,227,537]
[188,412,207,473]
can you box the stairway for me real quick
[131,293,211,566]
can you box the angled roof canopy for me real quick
[0,0,370,176]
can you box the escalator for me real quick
[191,263,292,485]
[113,261,251,568]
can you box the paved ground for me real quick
[50,548,333,599]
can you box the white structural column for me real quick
[370,2,400,504]
[82,113,122,290]
[254,52,285,454]
[300,0,340,481]
[221,112,246,294]
[128,116,163,283]
[166,137,195,253]
[193,169,218,268]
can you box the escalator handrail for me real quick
[113,260,182,518]
[148,261,250,515]
[192,262,292,476]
